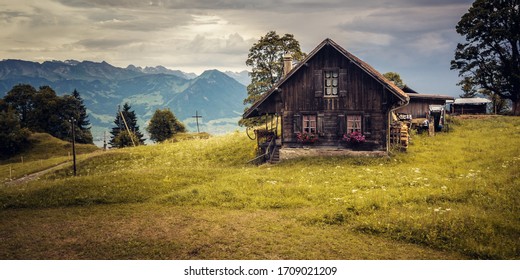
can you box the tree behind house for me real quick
[383,72,405,89]
[241,31,306,126]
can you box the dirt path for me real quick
[5,162,72,186]
[4,150,108,187]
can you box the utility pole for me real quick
[119,107,136,147]
[192,110,203,133]
[103,131,107,151]
[70,118,77,176]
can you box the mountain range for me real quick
[0,59,251,144]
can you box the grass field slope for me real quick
[0,116,519,259]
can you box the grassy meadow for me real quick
[0,116,519,259]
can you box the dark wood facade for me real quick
[244,39,409,152]
[397,93,454,119]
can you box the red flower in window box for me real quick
[342,131,366,144]
[296,132,318,144]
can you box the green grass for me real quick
[0,116,519,259]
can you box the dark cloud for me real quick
[54,0,262,9]
[398,0,473,7]
[54,0,474,12]
[0,10,28,21]
[339,5,464,36]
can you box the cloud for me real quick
[0,0,474,94]
[339,5,464,35]
[75,38,138,50]
[410,32,452,54]
[184,33,254,55]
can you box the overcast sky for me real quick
[0,0,474,96]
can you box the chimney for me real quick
[283,53,293,77]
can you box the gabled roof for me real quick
[243,38,409,119]
[401,85,418,93]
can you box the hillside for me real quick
[0,116,518,259]
[0,132,99,182]
[0,59,248,143]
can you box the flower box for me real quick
[342,131,366,149]
[296,132,318,144]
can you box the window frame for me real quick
[323,69,339,98]
[302,114,317,134]
[346,114,362,134]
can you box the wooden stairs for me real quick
[269,145,281,164]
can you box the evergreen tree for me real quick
[457,77,478,98]
[112,130,140,149]
[64,89,93,144]
[147,108,186,142]
[109,103,145,147]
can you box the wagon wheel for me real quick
[246,126,256,140]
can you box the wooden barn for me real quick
[396,86,454,119]
[452,97,491,115]
[243,38,410,162]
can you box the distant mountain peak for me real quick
[64,59,80,66]
[126,64,197,80]
[199,69,222,76]
[223,70,250,86]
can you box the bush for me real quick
[147,109,186,143]
[112,131,140,148]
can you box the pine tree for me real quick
[67,89,93,144]
[109,103,145,148]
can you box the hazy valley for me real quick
[0,59,251,145]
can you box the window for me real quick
[303,115,317,133]
[346,115,362,134]
[324,70,339,97]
